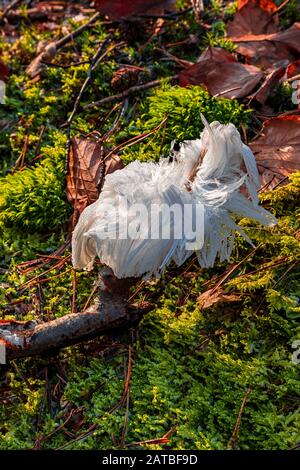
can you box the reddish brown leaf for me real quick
[228,1,278,38]
[237,0,277,14]
[228,22,300,70]
[94,0,176,20]
[66,137,124,229]
[250,116,300,190]
[179,47,263,99]
[250,66,285,104]
[198,47,236,63]
[198,287,241,310]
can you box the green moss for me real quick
[121,85,249,164]
[0,131,70,232]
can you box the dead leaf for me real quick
[250,116,300,190]
[179,47,263,99]
[198,287,241,310]
[26,41,57,79]
[228,22,300,70]
[228,1,278,38]
[94,0,177,21]
[237,0,277,14]
[66,137,124,229]
[250,66,285,104]
[197,46,236,63]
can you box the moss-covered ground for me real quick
[0,0,299,450]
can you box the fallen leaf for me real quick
[250,66,285,104]
[197,46,236,63]
[94,0,176,21]
[179,47,263,99]
[66,137,124,229]
[26,41,57,79]
[198,287,241,310]
[228,22,300,70]
[250,116,300,190]
[237,0,277,14]
[228,1,278,38]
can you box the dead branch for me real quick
[0,272,148,361]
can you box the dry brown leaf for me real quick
[66,137,124,229]
[250,116,300,190]
[228,1,278,38]
[198,287,241,310]
[94,0,176,20]
[179,47,263,99]
[250,66,285,104]
[228,22,300,70]
[26,41,57,79]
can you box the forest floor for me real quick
[0,0,300,450]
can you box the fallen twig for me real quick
[227,387,252,449]
[63,40,126,174]
[84,76,179,109]
[26,12,101,78]
[0,0,21,20]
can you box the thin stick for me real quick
[227,387,252,449]
[104,115,168,162]
[84,76,178,109]
[63,40,126,174]
[0,0,21,19]
[210,244,262,294]
[120,346,132,448]
[72,268,77,314]
[55,12,101,50]
[64,39,112,128]
[83,278,102,311]
[18,255,72,290]
[134,6,193,20]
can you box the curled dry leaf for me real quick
[250,116,300,190]
[198,287,241,310]
[66,137,124,229]
[94,0,176,21]
[228,1,278,38]
[26,41,57,78]
[179,47,263,99]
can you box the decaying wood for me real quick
[0,271,147,360]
